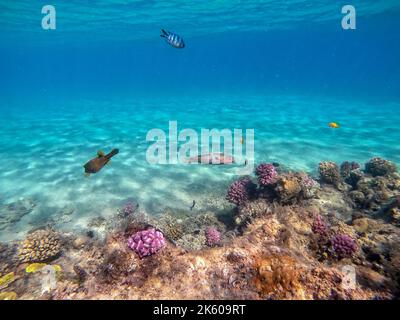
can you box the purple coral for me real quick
[121,202,137,217]
[127,228,165,258]
[205,227,221,247]
[331,234,357,259]
[255,163,278,186]
[226,177,256,206]
[312,215,328,237]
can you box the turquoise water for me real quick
[0,1,400,240]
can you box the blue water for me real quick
[0,1,399,240]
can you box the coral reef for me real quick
[1,157,399,300]
[127,228,165,258]
[205,227,221,247]
[255,163,278,186]
[226,177,256,206]
[18,229,61,263]
[365,157,397,177]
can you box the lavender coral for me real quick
[118,201,138,218]
[127,228,165,258]
[256,163,278,186]
[226,177,256,206]
[205,227,221,247]
[331,234,357,259]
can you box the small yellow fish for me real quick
[240,137,244,145]
[329,122,340,129]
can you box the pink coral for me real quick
[127,228,165,258]
[205,227,221,247]
[255,163,278,186]
[226,177,256,206]
[312,215,328,237]
[331,234,357,259]
[121,202,137,217]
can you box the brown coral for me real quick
[236,199,271,226]
[253,254,302,299]
[319,161,342,187]
[274,174,303,204]
[365,157,397,177]
[18,229,61,263]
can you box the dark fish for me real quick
[83,149,119,176]
[160,29,185,49]
[190,200,196,211]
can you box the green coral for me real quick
[0,292,17,300]
[0,272,15,289]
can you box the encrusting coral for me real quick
[18,229,61,263]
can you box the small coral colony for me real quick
[0,157,399,300]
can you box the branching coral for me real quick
[331,234,357,259]
[205,227,221,247]
[312,215,328,237]
[127,228,165,258]
[256,163,278,186]
[226,177,256,206]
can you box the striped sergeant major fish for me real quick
[160,29,185,49]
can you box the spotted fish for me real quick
[160,29,185,49]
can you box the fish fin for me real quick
[84,173,90,177]
[97,150,105,157]
[161,29,169,36]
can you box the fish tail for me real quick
[106,148,119,159]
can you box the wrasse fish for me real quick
[187,153,235,165]
[329,122,340,129]
[160,29,185,49]
[83,149,119,176]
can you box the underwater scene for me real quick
[0,1,400,300]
